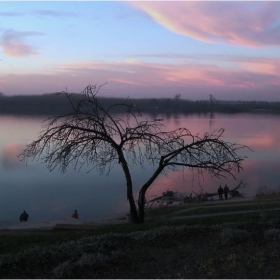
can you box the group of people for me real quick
[218,185,229,200]
[19,209,79,222]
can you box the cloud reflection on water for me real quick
[0,112,279,221]
[1,143,25,169]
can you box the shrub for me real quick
[256,185,280,198]
[76,250,124,267]
[264,229,280,241]
[76,252,109,267]
[219,228,251,245]
[211,222,243,231]
[127,224,207,243]
[198,258,216,277]
[51,261,73,279]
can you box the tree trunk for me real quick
[138,166,164,223]
[128,193,139,223]
[138,187,147,223]
[126,176,138,223]
[118,149,139,223]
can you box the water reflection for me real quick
[209,111,215,129]
[0,113,279,222]
[1,143,26,169]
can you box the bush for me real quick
[76,252,108,267]
[264,229,280,241]
[76,250,124,267]
[256,185,280,198]
[211,222,245,231]
[51,261,73,279]
[219,228,251,245]
[127,224,207,243]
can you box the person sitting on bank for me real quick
[72,210,78,219]
[19,210,29,222]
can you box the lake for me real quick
[0,112,279,222]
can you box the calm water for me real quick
[0,112,279,222]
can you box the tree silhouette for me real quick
[21,85,248,223]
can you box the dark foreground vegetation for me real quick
[0,93,280,116]
[1,197,280,279]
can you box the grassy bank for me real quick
[1,197,280,278]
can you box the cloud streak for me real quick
[1,55,280,100]
[0,10,77,18]
[131,2,280,47]
[0,12,23,17]
[0,29,44,57]
[32,10,77,18]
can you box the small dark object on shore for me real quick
[230,190,243,197]
[72,210,79,219]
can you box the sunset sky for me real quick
[1,1,280,101]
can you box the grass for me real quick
[2,198,280,254]
[145,197,280,218]
[2,196,280,278]
[174,203,280,216]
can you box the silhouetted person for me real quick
[72,209,78,219]
[224,184,229,200]
[218,185,224,200]
[19,210,29,222]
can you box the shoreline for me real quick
[0,211,128,231]
[0,196,257,231]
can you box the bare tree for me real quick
[21,85,248,223]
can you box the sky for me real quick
[0,1,280,101]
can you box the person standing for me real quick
[224,184,229,200]
[218,185,224,201]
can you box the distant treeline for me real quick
[0,93,280,116]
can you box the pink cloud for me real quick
[54,60,227,87]
[111,78,142,86]
[131,2,280,47]
[236,58,280,77]
[1,56,280,100]
[0,29,43,57]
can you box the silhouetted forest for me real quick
[0,93,280,116]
